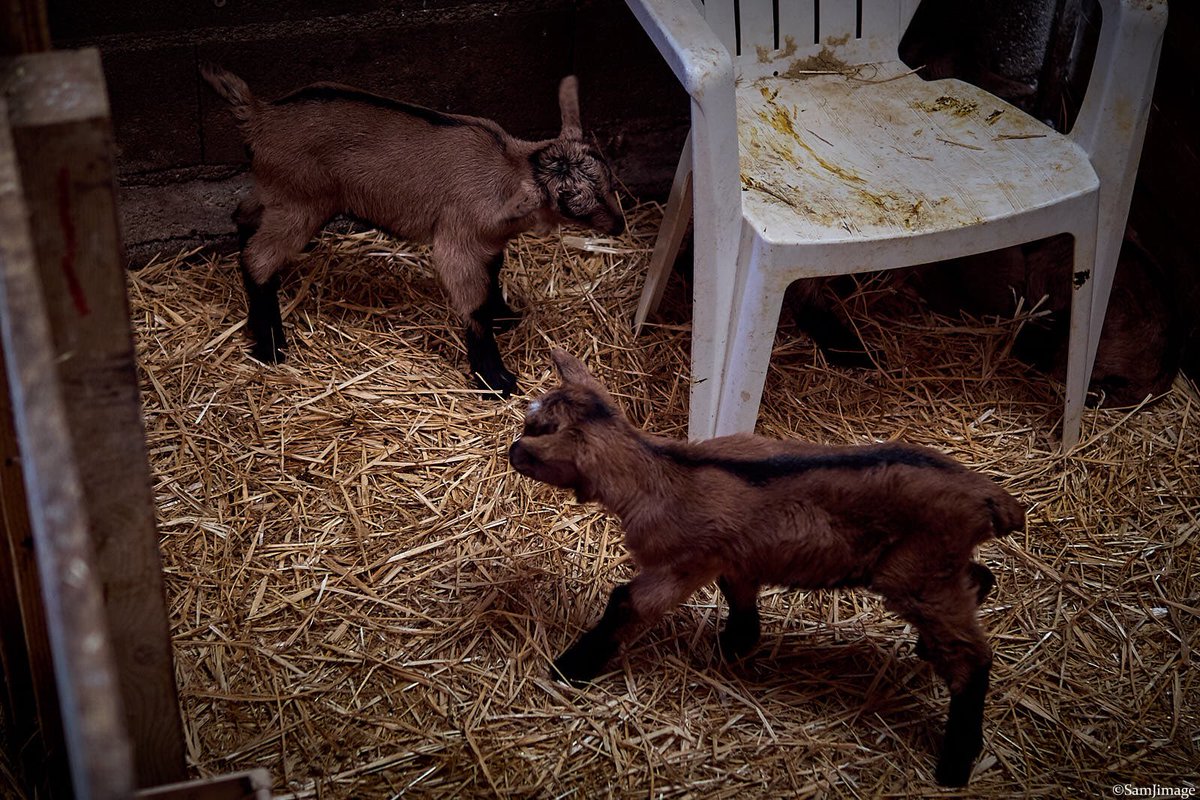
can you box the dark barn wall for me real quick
[1127,1,1200,384]
[48,0,691,260]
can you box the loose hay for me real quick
[126,204,1198,798]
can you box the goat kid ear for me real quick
[558,76,582,140]
[550,348,593,385]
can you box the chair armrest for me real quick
[624,0,735,99]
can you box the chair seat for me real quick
[737,62,1100,247]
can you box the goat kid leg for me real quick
[234,196,276,361]
[240,266,285,364]
[553,583,635,685]
[912,605,993,787]
[716,576,760,660]
[484,251,520,332]
[969,562,996,605]
[233,194,264,249]
[916,562,996,661]
[240,205,324,363]
[466,312,517,396]
[937,661,991,787]
[785,278,876,369]
[436,240,518,396]
[554,567,712,685]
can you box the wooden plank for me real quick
[0,344,72,798]
[134,769,273,800]
[1,48,188,789]
[0,96,133,800]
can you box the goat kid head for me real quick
[508,349,624,502]
[531,77,625,236]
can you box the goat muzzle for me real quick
[508,439,534,475]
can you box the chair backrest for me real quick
[1070,0,1165,151]
[697,0,921,60]
[1067,0,1166,354]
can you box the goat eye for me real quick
[524,420,556,437]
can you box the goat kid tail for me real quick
[201,64,259,127]
[985,490,1025,538]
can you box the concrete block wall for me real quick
[49,0,691,261]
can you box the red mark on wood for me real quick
[57,167,90,317]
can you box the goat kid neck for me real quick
[586,429,701,534]
[486,138,561,239]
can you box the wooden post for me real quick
[0,344,72,797]
[0,97,133,799]
[0,20,50,794]
[1,48,188,789]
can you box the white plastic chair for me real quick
[628,0,1167,449]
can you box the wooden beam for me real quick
[1,48,188,789]
[0,96,133,800]
[0,344,72,797]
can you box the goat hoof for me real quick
[251,344,286,364]
[935,727,983,786]
[552,649,601,687]
[552,630,620,686]
[717,629,759,662]
[934,755,974,787]
[474,366,518,398]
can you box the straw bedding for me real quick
[126,204,1197,798]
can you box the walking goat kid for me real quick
[202,66,623,395]
[508,350,1024,787]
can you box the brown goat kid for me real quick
[202,66,624,395]
[508,350,1024,787]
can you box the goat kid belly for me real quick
[739,536,875,590]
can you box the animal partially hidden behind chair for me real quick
[667,236,877,368]
[508,350,1024,786]
[909,234,1181,407]
[780,233,1179,400]
[202,65,624,395]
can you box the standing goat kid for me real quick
[202,66,623,395]
[508,350,1024,787]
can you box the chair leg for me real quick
[714,258,786,438]
[1062,230,1098,451]
[635,132,693,333]
[686,90,741,441]
[687,261,722,441]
